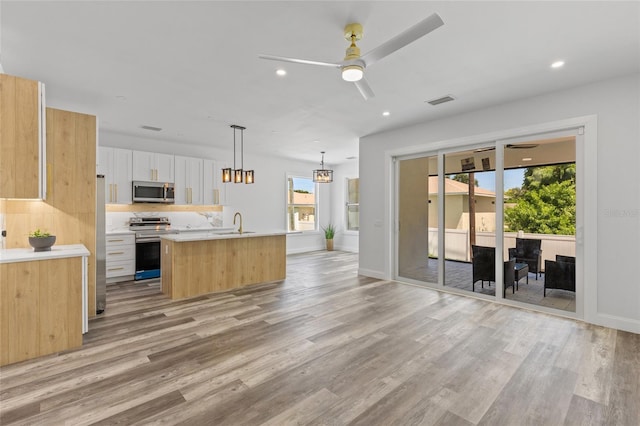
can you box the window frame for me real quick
[286,174,320,233]
[345,177,360,233]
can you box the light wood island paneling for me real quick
[161,234,286,299]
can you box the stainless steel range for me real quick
[130,217,177,280]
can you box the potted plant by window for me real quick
[28,229,56,252]
[323,223,335,251]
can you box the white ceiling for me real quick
[2,1,638,165]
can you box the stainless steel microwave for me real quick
[132,181,175,203]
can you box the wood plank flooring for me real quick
[1,250,638,425]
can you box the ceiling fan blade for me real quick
[258,54,341,68]
[361,13,444,67]
[354,77,375,100]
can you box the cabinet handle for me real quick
[108,184,113,202]
[189,187,193,204]
[108,239,124,243]
[115,184,118,202]
[108,267,124,271]
[108,251,124,255]
[155,169,158,181]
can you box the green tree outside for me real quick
[504,164,576,235]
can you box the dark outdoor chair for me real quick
[508,238,543,278]
[472,245,516,296]
[544,255,576,296]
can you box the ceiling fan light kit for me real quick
[342,64,364,82]
[258,13,444,100]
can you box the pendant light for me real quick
[222,125,254,184]
[313,151,333,183]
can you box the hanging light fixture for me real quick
[222,125,254,184]
[313,151,333,183]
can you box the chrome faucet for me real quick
[233,212,243,234]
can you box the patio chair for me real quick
[544,255,576,296]
[508,238,543,278]
[471,245,516,296]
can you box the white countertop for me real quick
[106,226,235,235]
[0,244,90,264]
[160,230,287,242]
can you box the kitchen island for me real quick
[160,231,286,299]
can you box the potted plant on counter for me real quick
[322,223,335,251]
[28,229,56,252]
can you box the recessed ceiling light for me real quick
[551,60,565,69]
[522,157,532,161]
[382,111,390,117]
[276,69,287,76]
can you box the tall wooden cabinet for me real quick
[0,74,46,199]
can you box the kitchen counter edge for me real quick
[160,230,287,242]
[0,244,90,264]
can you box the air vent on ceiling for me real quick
[426,95,455,106]
[141,125,162,132]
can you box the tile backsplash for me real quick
[106,210,225,231]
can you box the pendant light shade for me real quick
[313,151,333,183]
[245,170,255,184]
[222,167,232,183]
[222,125,254,184]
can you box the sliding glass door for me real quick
[394,128,581,315]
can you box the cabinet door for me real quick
[132,151,155,181]
[187,158,203,204]
[174,156,188,204]
[156,153,174,183]
[203,159,224,205]
[97,146,111,177]
[112,148,132,204]
[98,147,114,203]
[0,74,45,199]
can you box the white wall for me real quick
[331,160,359,252]
[100,132,331,254]
[359,73,640,333]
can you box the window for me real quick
[346,178,359,231]
[287,176,317,231]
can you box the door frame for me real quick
[387,115,597,322]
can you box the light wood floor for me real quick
[1,251,638,425]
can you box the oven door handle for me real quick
[136,237,161,243]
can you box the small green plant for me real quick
[29,229,51,238]
[322,223,335,239]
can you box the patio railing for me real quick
[428,228,576,266]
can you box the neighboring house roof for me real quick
[291,191,315,204]
[428,176,496,197]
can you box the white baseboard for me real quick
[287,246,322,255]
[592,313,640,334]
[358,268,385,279]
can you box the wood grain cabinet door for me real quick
[0,74,45,199]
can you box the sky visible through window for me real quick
[474,169,525,192]
[292,177,315,193]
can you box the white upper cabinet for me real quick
[98,147,132,204]
[132,150,174,182]
[203,159,225,205]
[174,156,203,205]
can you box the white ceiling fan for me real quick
[258,13,444,100]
